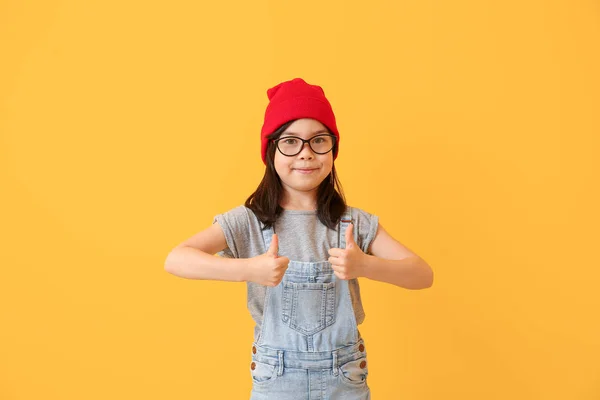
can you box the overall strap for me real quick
[338,210,354,249]
[260,221,275,253]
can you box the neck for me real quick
[280,188,318,211]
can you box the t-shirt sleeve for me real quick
[212,205,250,258]
[349,207,379,255]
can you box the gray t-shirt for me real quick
[212,205,379,332]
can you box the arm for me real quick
[329,222,434,289]
[164,222,289,286]
[364,224,434,290]
[164,222,250,281]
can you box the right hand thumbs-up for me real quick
[248,234,289,287]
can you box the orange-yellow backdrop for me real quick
[1,1,599,399]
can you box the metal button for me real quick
[360,360,366,369]
[252,346,257,354]
[359,344,365,352]
[251,362,256,370]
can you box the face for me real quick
[273,118,334,195]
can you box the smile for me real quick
[293,168,318,174]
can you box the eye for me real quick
[312,137,325,144]
[282,138,298,145]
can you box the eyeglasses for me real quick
[273,134,337,157]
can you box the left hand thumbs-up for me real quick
[345,222,356,249]
[328,223,366,280]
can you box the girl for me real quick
[165,78,434,400]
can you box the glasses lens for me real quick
[278,137,302,156]
[310,135,334,153]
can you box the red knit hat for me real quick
[260,78,339,164]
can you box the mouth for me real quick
[293,168,319,174]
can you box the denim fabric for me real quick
[249,213,370,400]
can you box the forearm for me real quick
[164,246,249,282]
[362,255,434,290]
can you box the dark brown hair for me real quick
[245,120,347,230]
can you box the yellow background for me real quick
[1,0,599,399]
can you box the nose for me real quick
[298,142,315,160]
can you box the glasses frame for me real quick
[273,134,337,157]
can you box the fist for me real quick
[248,234,289,287]
[328,223,366,280]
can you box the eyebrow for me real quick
[280,129,329,137]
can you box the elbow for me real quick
[412,260,434,290]
[164,247,182,275]
[420,264,434,289]
[164,255,174,274]
[420,275,434,289]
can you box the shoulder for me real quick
[213,205,256,220]
[215,205,253,218]
[213,205,259,230]
[344,205,379,254]
[345,205,377,221]
[212,206,263,258]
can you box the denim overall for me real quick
[249,213,371,400]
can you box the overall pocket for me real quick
[281,281,336,335]
[338,357,369,387]
[250,359,278,386]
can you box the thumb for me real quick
[345,223,356,249]
[267,234,279,256]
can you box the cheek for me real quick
[321,155,334,172]
[273,153,289,175]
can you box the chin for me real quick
[283,180,323,192]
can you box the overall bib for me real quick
[249,213,371,400]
